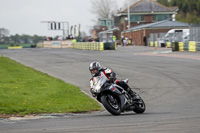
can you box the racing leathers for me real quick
[90,68,137,99]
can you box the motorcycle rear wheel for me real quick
[133,97,146,114]
[101,94,121,115]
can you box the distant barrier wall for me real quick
[43,40,73,48]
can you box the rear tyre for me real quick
[101,94,121,115]
[133,96,146,114]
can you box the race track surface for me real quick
[1,46,200,133]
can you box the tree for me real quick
[0,28,9,44]
[157,0,169,6]
[32,35,45,44]
[168,0,200,23]
[10,34,20,44]
[197,0,200,12]
[121,0,140,12]
[90,0,117,18]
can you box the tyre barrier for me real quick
[149,42,171,48]
[149,41,199,52]
[188,41,196,52]
[150,42,154,47]
[155,41,158,47]
[166,42,172,48]
[73,42,116,51]
[8,46,23,49]
[172,41,199,52]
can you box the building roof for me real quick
[123,20,189,33]
[98,27,119,34]
[121,0,175,14]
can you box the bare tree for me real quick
[0,28,9,43]
[90,0,118,18]
[121,0,140,11]
[0,28,9,38]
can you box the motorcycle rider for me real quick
[89,61,138,100]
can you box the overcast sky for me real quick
[0,0,126,37]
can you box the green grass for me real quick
[0,57,101,116]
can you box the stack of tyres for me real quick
[178,42,184,51]
[188,41,197,52]
[150,42,154,47]
[104,43,115,50]
[155,41,158,47]
[166,42,172,48]
[172,42,179,51]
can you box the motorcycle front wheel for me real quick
[101,94,121,115]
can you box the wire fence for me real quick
[148,23,200,46]
[189,24,200,43]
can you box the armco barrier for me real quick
[73,42,116,50]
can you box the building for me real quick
[92,25,108,39]
[116,0,178,31]
[92,18,114,39]
[121,20,189,46]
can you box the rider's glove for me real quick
[109,77,115,83]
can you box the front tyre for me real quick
[101,94,121,115]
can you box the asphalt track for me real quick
[0,46,200,133]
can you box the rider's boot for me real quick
[127,87,140,101]
[117,80,140,101]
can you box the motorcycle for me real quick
[91,75,146,115]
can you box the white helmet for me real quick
[89,61,101,77]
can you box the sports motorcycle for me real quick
[91,75,146,115]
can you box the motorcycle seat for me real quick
[122,78,129,83]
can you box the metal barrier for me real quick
[190,24,200,42]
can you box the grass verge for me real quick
[0,56,101,117]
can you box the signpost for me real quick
[41,21,69,40]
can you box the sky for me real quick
[0,0,126,37]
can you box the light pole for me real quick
[127,0,130,29]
